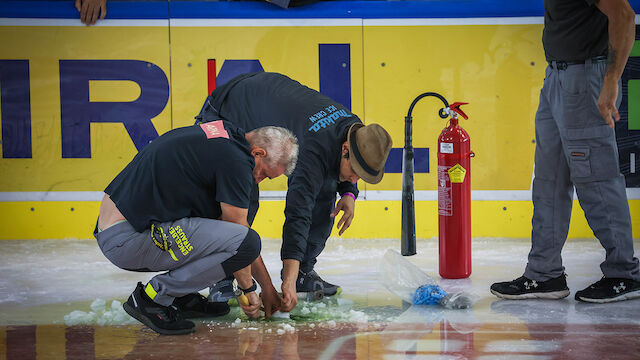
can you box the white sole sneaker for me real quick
[576,289,640,303]
[490,289,570,300]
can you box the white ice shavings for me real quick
[64,299,137,326]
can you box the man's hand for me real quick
[260,285,283,318]
[234,265,260,317]
[598,78,620,128]
[281,259,299,311]
[595,0,635,127]
[330,194,355,236]
[250,254,280,317]
[239,291,262,319]
[75,0,107,25]
[281,279,298,312]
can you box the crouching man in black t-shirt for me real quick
[95,121,298,335]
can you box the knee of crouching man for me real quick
[244,228,262,263]
[221,228,262,276]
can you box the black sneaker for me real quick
[575,277,640,303]
[297,270,341,297]
[122,282,195,335]
[490,274,570,300]
[172,293,230,318]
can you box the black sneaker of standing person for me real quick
[575,277,640,303]
[297,270,341,297]
[122,282,195,335]
[490,273,570,300]
[172,293,230,318]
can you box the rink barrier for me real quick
[1,1,639,239]
[0,198,638,240]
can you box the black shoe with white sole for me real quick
[490,274,570,300]
[575,277,640,303]
[122,282,195,335]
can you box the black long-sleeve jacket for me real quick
[196,72,360,262]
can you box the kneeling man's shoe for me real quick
[123,282,195,335]
[208,278,235,303]
[173,293,230,318]
[297,270,341,297]
[575,277,640,303]
[490,274,569,300]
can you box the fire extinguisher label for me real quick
[440,142,454,154]
[448,164,467,183]
[438,165,452,216]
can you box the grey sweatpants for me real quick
[524,59,640,282]
[96,217,249,306]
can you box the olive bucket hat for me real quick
[346,123,393,184]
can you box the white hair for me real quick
[248,126,299,176]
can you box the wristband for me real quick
[343,192,356,201]
[238,279,257,294]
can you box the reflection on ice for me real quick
[2,237,640,360]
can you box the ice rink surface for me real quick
[1,237,640,359]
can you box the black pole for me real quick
[401,92,449,256]
[401,115,416,255]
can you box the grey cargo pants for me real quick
[524,58,639,282]
[96,217,256,306]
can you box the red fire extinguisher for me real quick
[438,102,473,279]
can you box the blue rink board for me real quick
[0,0,588,20]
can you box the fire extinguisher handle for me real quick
[448,102,469,120]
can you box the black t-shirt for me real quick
[543,0,608,62]
[105,121,254,233]
[201,72,361,261]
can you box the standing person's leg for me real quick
[491,65,571,299]
[297,179,340,296]
[525,65,574,282]
[559,60,640,302]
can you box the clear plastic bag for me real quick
[381,249,477,309]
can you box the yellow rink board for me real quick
[1,200,638,240]
[0,23,637,240]
[362,24,545,192]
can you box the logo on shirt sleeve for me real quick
[200,120,230,139]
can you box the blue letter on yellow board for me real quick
[60,60,169,158]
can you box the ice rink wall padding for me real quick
[0,0,639,239]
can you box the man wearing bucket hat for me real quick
[196,72,392,311]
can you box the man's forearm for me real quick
[220,214,249,227]
[233,265,254,290]
[282,259,300,283]
[250,255,275,291]
[600,0,635,81]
